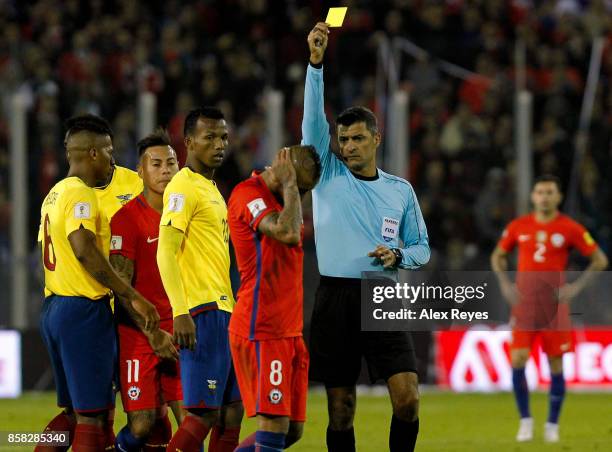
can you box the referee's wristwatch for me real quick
[391,248,403,267]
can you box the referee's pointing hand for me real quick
[368,245,397,268]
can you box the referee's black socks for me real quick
[390,415,419,452]
[326,426,356,452]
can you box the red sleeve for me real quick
[567,220,598,257]
[231,183,278,232]
[497,220,518,253]
[109,206,137,260]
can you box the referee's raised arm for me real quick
[302,22,332,163]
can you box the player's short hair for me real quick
[534,174,562,191]
[65,113,113,139]
[336,106,379,135]
[289,144,322,191]
[137,127,172,157]
[183,107,225,137]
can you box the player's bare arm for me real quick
[491,246,519,305]
[67,226,160,331]
[308,22,329,64]
[109,254,178,361]
[157,225,196,350]
[258,149,302,245]
[558,248,609,302]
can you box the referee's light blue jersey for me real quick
[302,64,430,278]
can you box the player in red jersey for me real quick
[491,175,608,443]
[109,129,183,451]
[228,145,321,451]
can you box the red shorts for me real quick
[511,330,574,357]
[229,334,309,421]
[118,326,182,412]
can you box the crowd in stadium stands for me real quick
[0,0,611,320]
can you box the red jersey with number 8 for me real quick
[227,173,304,340]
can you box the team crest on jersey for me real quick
[269,388,283,404]
[536,231,547,243]
[207,379,217,391]
[116,194,133,205]
[127,386,141,400]
[551,233,565,248]
[381,217,400,242]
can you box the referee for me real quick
[302,23,430,452]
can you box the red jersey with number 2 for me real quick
[227,173,304,340]
[497,213,597,271]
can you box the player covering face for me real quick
[491,175,608,443]
[109,128,184,451]
[228,145,320,452]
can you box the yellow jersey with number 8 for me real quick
[39,177,110,299]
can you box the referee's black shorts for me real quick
[309,276,418,387]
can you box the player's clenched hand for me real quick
[174,314,196,350]
[368,245,397,268]
[147,329,179,362]
[132,296,160,332]
[272,148,297,188]
[500,281,519,306]
[308,22,329,65]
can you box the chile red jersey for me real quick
[110,194,173,347]
[227,173,304,340]
[497,212,598,323]
[497,213,597,272]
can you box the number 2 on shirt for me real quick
[533,243,546,263]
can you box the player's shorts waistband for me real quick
[189,301,219,317]
[319,276,362,287]
[45,294,111,303]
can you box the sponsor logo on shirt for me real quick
[381,217,400,242]
[518,234,530,242]
[168,193,185,212]
[146,236,158,244]
[74,202,91,219]
[111,235,123,250]
[247,198,267,220]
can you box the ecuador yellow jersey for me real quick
[95,165,143,249]
[39,177,110,299]
[160,167,234,314]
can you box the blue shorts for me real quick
[180,309,241,409]
[40,295,116,413]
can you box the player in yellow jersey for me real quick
[36,115,166,452]
[158,107,243,452]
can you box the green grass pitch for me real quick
[1,390,611,451]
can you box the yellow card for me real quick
[325,7,347,27]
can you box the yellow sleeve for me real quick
[160,176,197,232]
[157,225,189,317]
[63,185,99,236]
